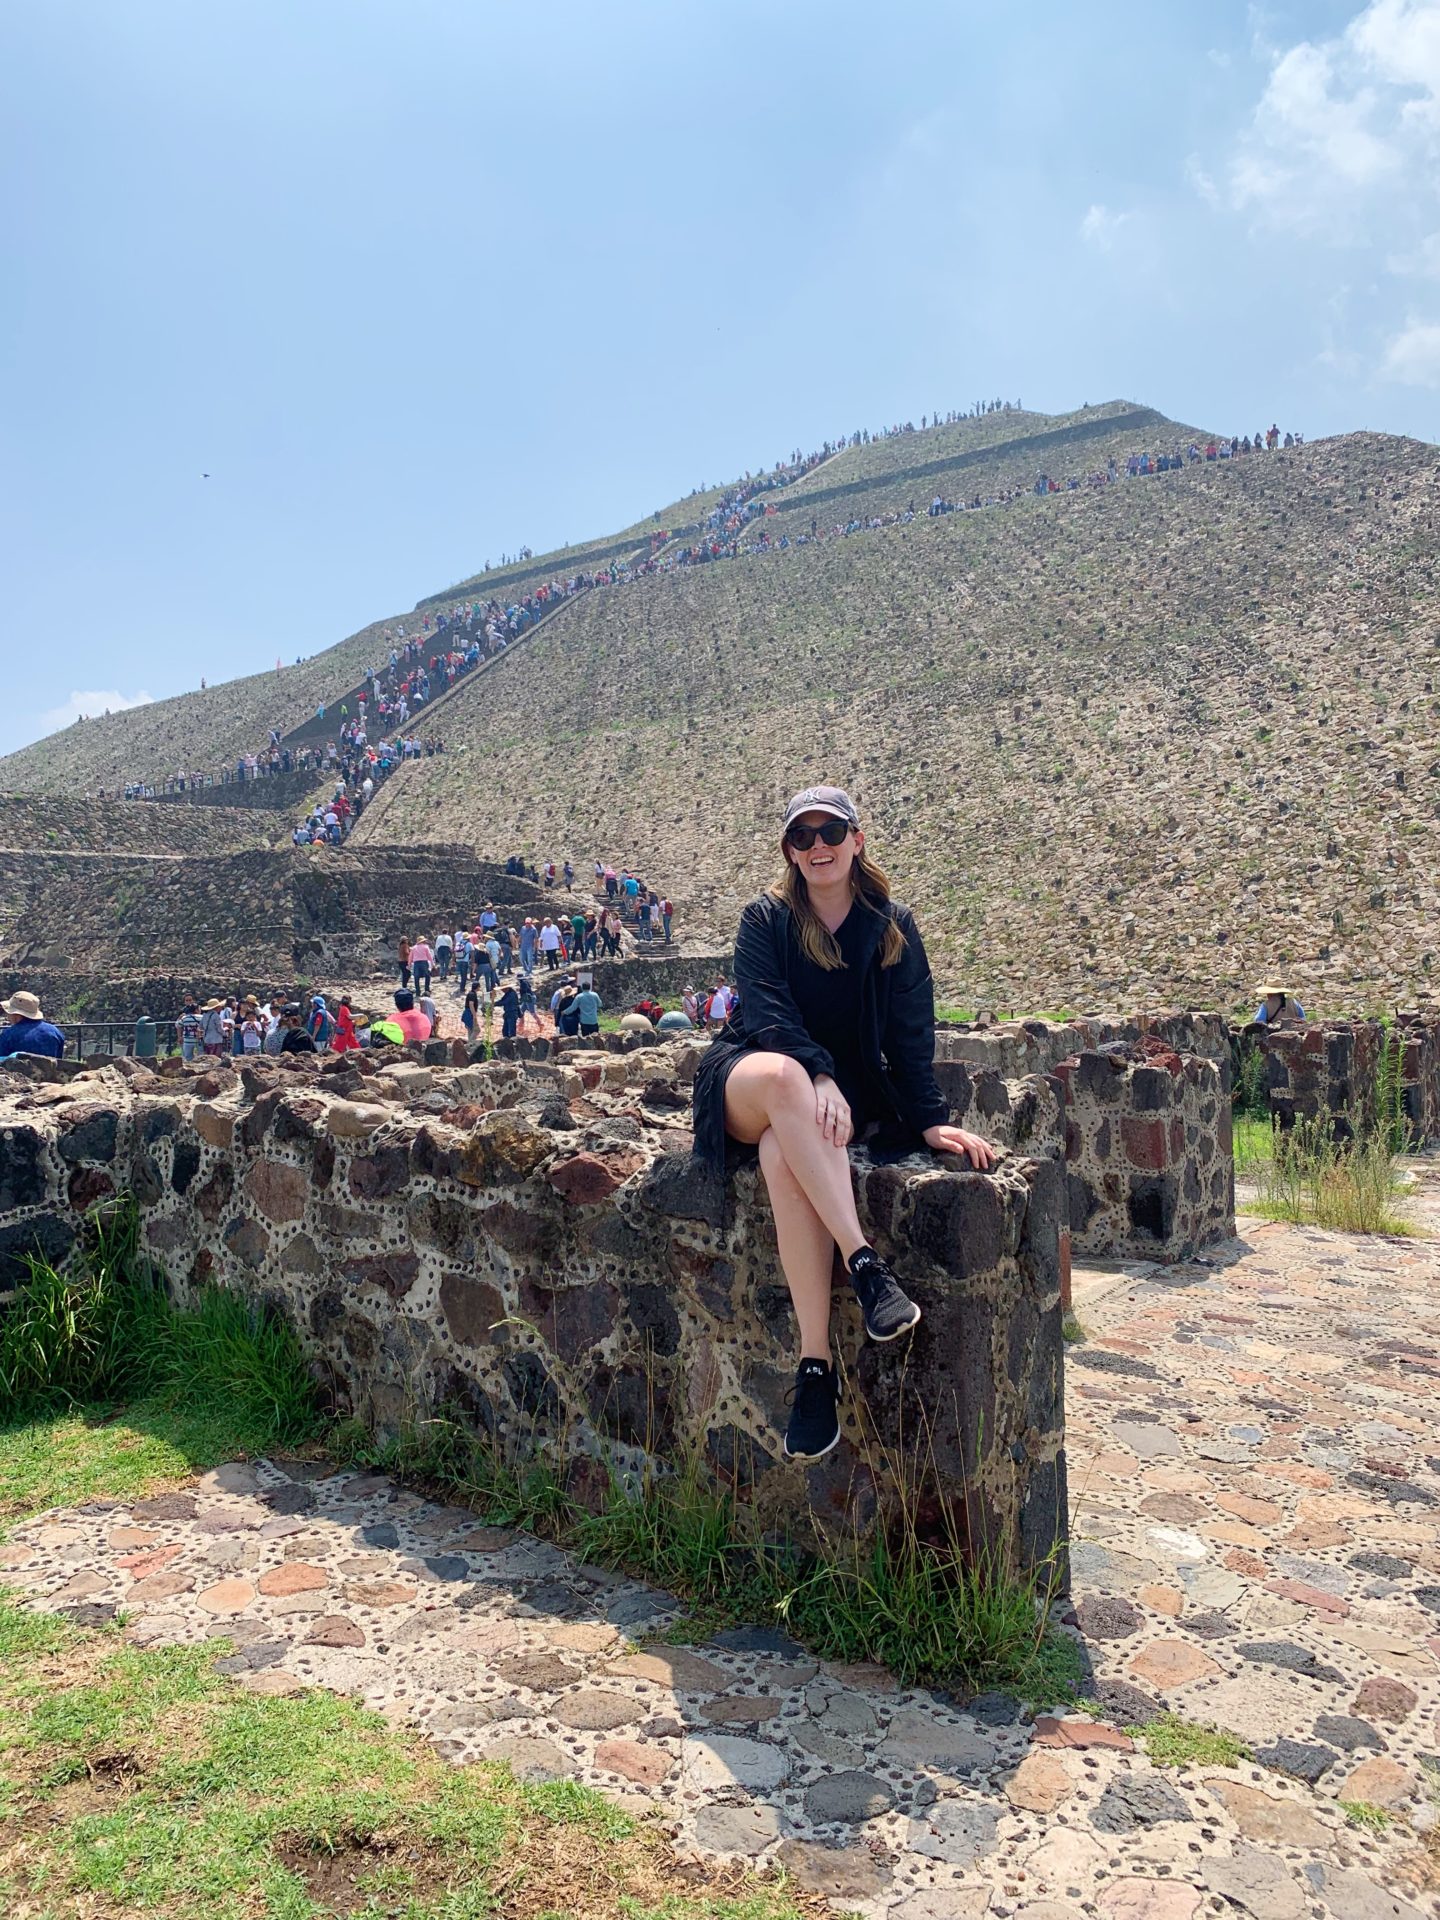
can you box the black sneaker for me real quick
[782,1358,840,1463]
[847,1247,922,1341]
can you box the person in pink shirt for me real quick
[408,937,434,993]
[391,990,432,1044]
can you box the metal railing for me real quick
[64,1020,182,1061]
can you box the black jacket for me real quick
[693,891,950,1170]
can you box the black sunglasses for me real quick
[785,819,851,850]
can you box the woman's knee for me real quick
[748,1051,811,1109]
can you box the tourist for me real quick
[398,935,412,990]
[539,918,562,969]
[0,989,66,1060]
[1253,983,1306,1026]
[419,988,440,1037]
[178,998,203,1063]
[410,935,433,995]
[333,996,360,1052]
[515,972,538,1030]
[434,929,453,980]
[690,785,994,1464]
[200,998,229,1056]
[571,982,602,1038]
[498,979,521,1038]
[307,995,335,1049]
[240,1003,265,1053]
[391,989,432,1044]
[455,932,471,993]
[707,978,735,1029]
[554,981,582,1035]
[681,984,701,1025]
[279,1003,317,1055]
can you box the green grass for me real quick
[1232,1113,1274,1177]
[0,1202,325,1544]
[0,1594,818,1920]
[1340,1799,1395,1832]
[0,1203,321,1440]
[1128,1712,1251,1769]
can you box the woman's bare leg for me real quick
[724,1052,866,1258]
[757,1127,836,1361]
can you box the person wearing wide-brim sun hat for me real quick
[0,989,66,1062]
[199,998,229,1056]
[1252,981,1306,1027]
[690,783,997,1466]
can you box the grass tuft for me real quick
[1128,1711,1251,1769]
[1341,1799,1395,1832]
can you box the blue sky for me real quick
[4,0,1440,757]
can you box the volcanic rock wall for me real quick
[0,1044,1069,1573]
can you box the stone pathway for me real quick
[8,1174,1440,1916]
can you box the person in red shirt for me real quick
[332,996,360,1052]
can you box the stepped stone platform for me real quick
[5,1181,1438,1916]
[0,843,555,1020]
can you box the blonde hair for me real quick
[768,834,907,970]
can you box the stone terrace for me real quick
[5,1174,1439,1916]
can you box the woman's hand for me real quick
[812,1074,853,1147]
[923,1123,997,1169]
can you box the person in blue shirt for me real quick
[0,990,66,1060]
[1253,984,1305,1025]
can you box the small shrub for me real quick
[1251,1114,1416,1236]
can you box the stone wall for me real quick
[145,770,322,811]
[935,1010,1231,1080]
[1052,1041,1233,1262]
[0,1045,1068,1575]
[1241,1013,1440,1145]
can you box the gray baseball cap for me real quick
[783,785,859,831]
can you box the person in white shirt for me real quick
[708,978,735,1027]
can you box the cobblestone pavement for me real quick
[7,1172,1440,1916]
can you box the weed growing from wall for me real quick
[0,1201,322,1451]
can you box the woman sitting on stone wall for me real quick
[691,784,994,1464]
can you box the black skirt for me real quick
[691,1030,882,1175]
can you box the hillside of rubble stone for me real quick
[351,429,1440,1013]
[3,399,1438,1013]
[0,402,1187,797]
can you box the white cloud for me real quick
[1079,204,1131,250]
[1221,0,1440,234]
[38,689,154,734]
[1382,318,1440,381]
[1387,229,1440,274]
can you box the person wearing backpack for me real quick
[308,995,336,1049]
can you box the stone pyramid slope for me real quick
[0,402,1180,797]
[350,429,1440,1013]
